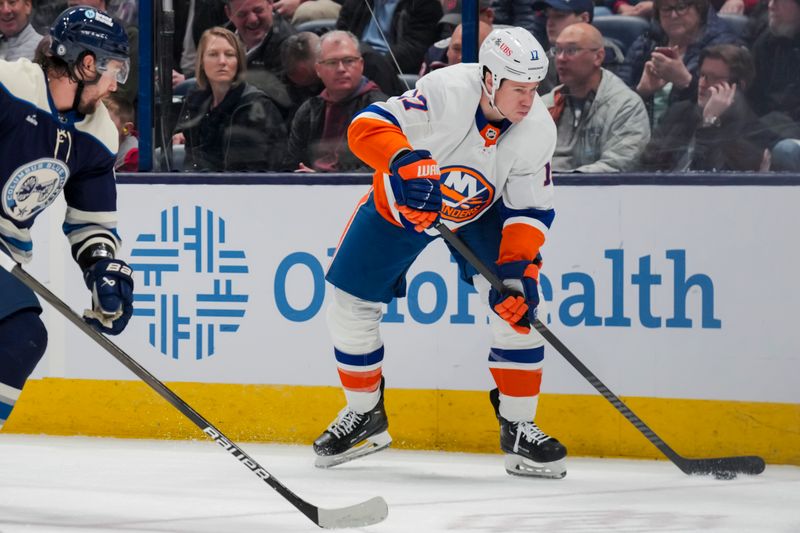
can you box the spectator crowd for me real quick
[12,0,800,172]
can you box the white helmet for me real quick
[479,27,548,109]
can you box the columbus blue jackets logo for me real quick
[2,158,69,221]
[440,165,495,223]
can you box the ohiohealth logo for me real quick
[130,206,249,360]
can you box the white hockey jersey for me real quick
[348,62,557,263]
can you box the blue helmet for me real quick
[50,6,130,83]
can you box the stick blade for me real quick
[680,455,766,477]
[316,496,388,529]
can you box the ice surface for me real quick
[0,434,797,532]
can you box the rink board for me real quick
[6,179,800,465]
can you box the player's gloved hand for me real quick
[388,149,442,232]
[488,260,540,334]
[82,258,134,335]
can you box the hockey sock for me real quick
[488,346,543,422]
[0,309,48,429]
[335,346,383,413]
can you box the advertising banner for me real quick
[33,183,800,404]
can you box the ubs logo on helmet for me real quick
[531,50,539,60]
[440,165,495,223]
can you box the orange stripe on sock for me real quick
[338,368,382,392]
[489,367,543,397]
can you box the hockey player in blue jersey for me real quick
[0,7,134,430]
[313,27,568,478]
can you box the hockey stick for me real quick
[0,254,388,528]
[435,222,765,478]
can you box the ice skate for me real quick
[490,388,567,479]
[313,380,391,468]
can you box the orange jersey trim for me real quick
[348,117,413,228]
[498,223,546,264]
[348,117,412,175]
[373,175,403,228]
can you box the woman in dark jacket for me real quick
[175,27,286,172]
[617,0,741,124]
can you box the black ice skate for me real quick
[313,378,391,468]
[490,388,567,479]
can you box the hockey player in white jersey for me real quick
[314,27,568,478]
[0,7,134,431]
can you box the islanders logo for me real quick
[440,165,495,223]
[130,205,250,361]
[2,158,69,221]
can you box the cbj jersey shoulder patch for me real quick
[2,158,70,221]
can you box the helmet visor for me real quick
[96,57,130,84]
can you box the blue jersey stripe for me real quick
[355,104,401,129]
[499,202,556,229]
[0,234,32,252]
[335,346,385,367]
[489,346,545,364]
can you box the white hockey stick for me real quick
[0,253,388,528]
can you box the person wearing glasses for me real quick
[0,7,135,430]
[639,44,770,171]
[617,0,741,126]
[174,26,286,171]
[610,0,757,18]
[531,0,625,94]
[284,30,386,172]
[541,23,650,172]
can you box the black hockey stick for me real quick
[0,255,388,528]
[435,222,765,478]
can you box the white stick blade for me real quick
[317,496,388,529]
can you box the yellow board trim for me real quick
[4,378,799,465]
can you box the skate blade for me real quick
[504,455,567,479]
[314,431,392,468]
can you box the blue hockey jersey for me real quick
[0,59,120,264]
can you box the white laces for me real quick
[329,408,363,438]
[513,421,551,452]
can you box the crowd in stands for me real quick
[7,0,799,172]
